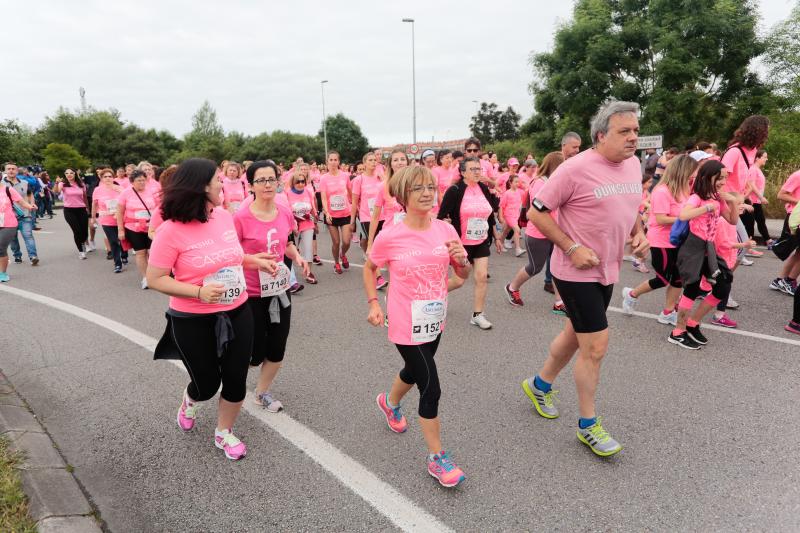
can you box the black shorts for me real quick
[328,216,350,227]
[464,240,491,263]
[361,220,384,239]
[553,277,613,333]
[649,247,682,288]
[125,229,151,251]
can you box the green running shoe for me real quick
[577,417,622,457]
[521,378,559,419]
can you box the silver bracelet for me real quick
[565,243,581,256]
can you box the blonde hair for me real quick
[388,166,435,208]
[136,160,152,171]
[659,154,698,201]
[386,150,408,181]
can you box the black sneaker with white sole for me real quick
[686,325,708,345]
[668,332,701,350]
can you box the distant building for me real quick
[377,138,470,160]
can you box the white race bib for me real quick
[393,211,406,225]
[258,261,291,297]
[134,209,151,220]
[102,199,118,217]
[229,201,241,212]
[465,218,488,241]
[292,201,311,219]
[0,212,4,226]
[411,299,446,343]
[330,194,346,211]
[203,265,246,305]
[367,197,376,215]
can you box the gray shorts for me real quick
[0,226,17,258]
[524,234,552,277]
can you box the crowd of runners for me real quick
[2,102,799,487]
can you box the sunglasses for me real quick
[295,180,306,184]
[465,148,480,153]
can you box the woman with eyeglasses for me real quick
[117,169,157,289]
[90,168,124,272]
[285,165,318,284]
[364,165,471,488]
[437,156,499,330]
[235,160,309,413]
[53,168,91,259]
[319,151,353,274]
[137,160,161,195]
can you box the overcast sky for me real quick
[2,0,795,147]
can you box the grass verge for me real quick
[0,436,37,533]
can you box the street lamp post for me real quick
[402,18,416,144]
[321,80,329,156]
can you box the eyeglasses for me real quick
[295,180,306,184]
[467,167,481,173]
[253,178,278,185]
[409,185,437,194]
[465,148,480,153]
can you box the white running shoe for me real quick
[622,255,636,262]
[621,287,637,315]
[79,251,87,260]
[470,313,492,330]
[739,257,754,266]
[141,277,148,290]
[726,297,739,309]
[504,239,513,250]
[515,248,526,257]
[85,241,96,252]
[657,310,678,325]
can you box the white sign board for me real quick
[638,135,663,150]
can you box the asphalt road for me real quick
[1,215,799,532]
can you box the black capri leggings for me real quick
[63,207,89,252]
[648,247,682,290]
[171,302,254,403]
[682,256,732,303]
[247,295,292,366]
[524,235,551,277]
[396,335,442,419]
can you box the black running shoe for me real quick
[668,332,701,350]
[686,325,708,345]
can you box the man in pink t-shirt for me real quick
[523,100,648,458]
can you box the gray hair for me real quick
[590,100,640,144]
[561,132,582,146]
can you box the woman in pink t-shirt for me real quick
[499,175,525,257]
[432,150,458,202]
[364,166,471,488]
[285,170,318,284]
[621,155,698,324]
[350,152,384,253]
[319,151,353,274]
[366,150,408,252]
[437,156,499,331]
[147,158,277,461]
[234,160,309,414]
[671,160,742,349]
[90,169,124,272]
[53,168,90,258]
[117,170,157,289]
[221,162,249,213]
[741,150,772,245]
[0,182,37,282]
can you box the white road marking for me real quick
[0,284,453,533]
[315,255,800,348]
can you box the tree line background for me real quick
[1,0,798,215]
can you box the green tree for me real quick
[319,113,369,163]
[763,2,800,109]
[495,107,521,142]
[240,131,325,164]
[34,107,127,165]
[118,126,182,166]
[174,101,227,162]
[529,0,768,149]
[485,138,538,163]
[42,143,90,177]
[469,102,501,144]
[0,120,36,164]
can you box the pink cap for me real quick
[508,157,520,166]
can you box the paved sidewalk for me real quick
[0,371,103,533]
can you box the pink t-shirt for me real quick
[0,185,22,228]
[648,184,685,249]
[240,191,288,211]
[61,184,86,208]
[148,208,247,314]
[525,178,556,239]
[351,173,383,221]
[145,178,161,197]
[375,181,405,226]
[780,171,800,214]
[118,187,157,232]
[92,184,122,227]
[369,219,460,345]
[714,218,737,268]
[721,145,757,194]
[319,171,351,218]
[222,178,249,211]
[500,189,522,224]
[534,149,642,285]
[309,170,321,191]
[459,183,493,245]
[285,187,316,232]
[496,172,510,193]
[686,194,726,241]
[234,203,295,298]
[480,159,495,179]
[746,166,765,204]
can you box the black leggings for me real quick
[63,207,88,252]
[171,302,254,403]
[741,203,770,243]
[682,257,732,303]
[648,247,682,290]
[247,296,292,366]
[101,225,122,268]
[396,335,442,419]
[793,285,800,323]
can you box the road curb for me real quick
[0,371,103,532]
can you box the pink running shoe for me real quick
[376,275,388,290]
[711,314,737,328]
[177,391,198,432]
[214,429,247,460]
[375,393,407,433]
[427,451,465,488]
